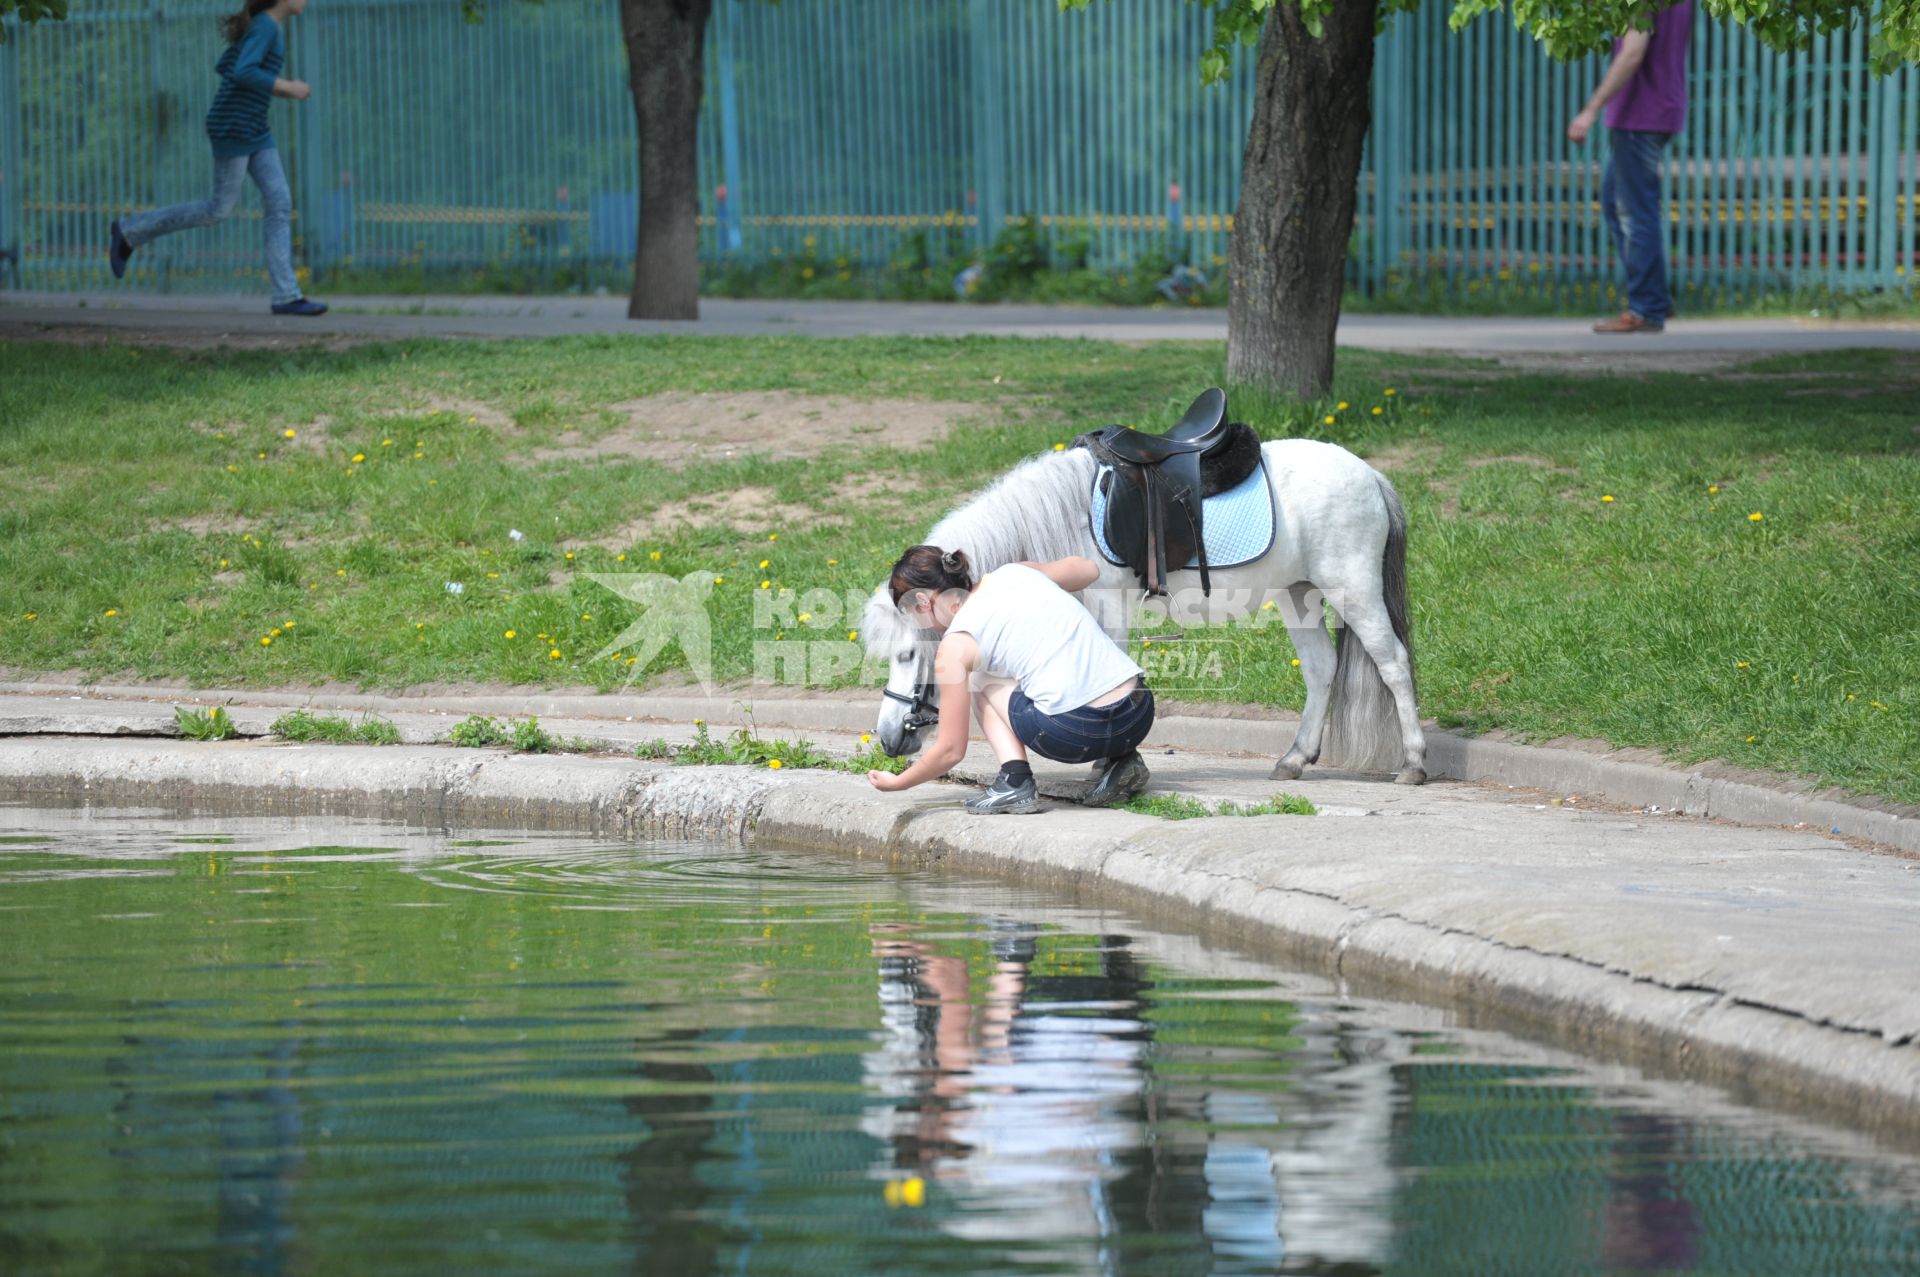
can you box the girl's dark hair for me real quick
[888,545,973,607]
[220,0,276,43]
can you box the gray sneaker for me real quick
[964,774,1041,815]
[1083,750,1150,808]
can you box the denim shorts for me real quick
[1008,686,1155,765]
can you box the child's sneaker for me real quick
[109,221,135,279]
[271,297,329,317]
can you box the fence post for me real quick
[714,0,743,254]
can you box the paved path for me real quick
[3,680,1918,1140]
[5,290,1919,359]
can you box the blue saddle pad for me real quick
[1089,456,1275,571]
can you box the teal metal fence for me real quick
[1,0,1914,303]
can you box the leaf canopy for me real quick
[1058,0,1920,81]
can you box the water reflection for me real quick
[858,917,1413,1275]
[0,810,1917,1277]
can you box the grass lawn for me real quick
[1,335,1914,803]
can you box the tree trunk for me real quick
[620,0,712,320]
[1226,1,1377,398]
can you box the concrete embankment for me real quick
[3,731,1917,1149]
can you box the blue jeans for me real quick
[1601,129,1675,325]
[1008,686,1155,765]
[120,146,300,304]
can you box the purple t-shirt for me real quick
[1605,1,1693,135]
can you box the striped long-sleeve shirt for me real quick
[205,15,284,159]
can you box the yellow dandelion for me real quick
[798,613,812,623]
[714,576,725,584]
[1708,484,1720,494]
[270,628,282,637]
[308,583,318,590]
[1323,415,1335,425]
[650,551,662,561]
[760,580,771,590]
[848,629,858,641]
[415,622,424,629]
[548,648,562,660]
[351,453,365,463]
[1371,406,1384,416]
[767,758,783,770]
[504,630,516,639]
[466,416,476,424]
[104,609,118,617]
[565,552,575,560]
[759,559,770,569]
[1337,401,1349,411]
[1261,600,1275,610]
[626,657,636,665]
[260,636,272,646]
[861,732,873,744]
[1749,512,1764,522]
[487,572,498,580]
[617,554,626,562]
[1601,494,1615,504]
[283,429,296,439]
[1053,442,1066,451]
[1745,735,1757,742]
[283,621,293,628]
[220,560,229,568]
[1384,388,1397,397]
[23,612,36,620]
[226,464,238,473]
[1291,658,1301,667]
[414,451,424,459]
[580,613,591,621]
[827,558,838,566]
[382,439,393,447]
[336,569,346,577]
[768,533,778,542]
[901,1177,926,1208]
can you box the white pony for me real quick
[862,438,1426,784]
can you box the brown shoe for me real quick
[1593,311,1665,334]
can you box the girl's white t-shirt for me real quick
[947,564,1141,714]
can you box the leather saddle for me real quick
[1074,387,1262,597]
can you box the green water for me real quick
[1,808,1916,1277]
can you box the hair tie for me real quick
[939,550,961,574]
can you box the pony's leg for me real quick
[1333,603,1428,785]
[1273,584,1338,780]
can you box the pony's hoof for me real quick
[1395,767,1427,786]
[1269,757,1304,781]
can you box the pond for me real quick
[1,807,1916,1276]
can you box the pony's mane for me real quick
[862,447,1097,653]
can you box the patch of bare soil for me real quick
[565,487,839,550]
[1361,440,1445,473]
[531,391,973,466]
[382,397,516,430]
[1465,453,1572,472]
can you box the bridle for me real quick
[882,680,937,734]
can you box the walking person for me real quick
[109,0,327,316]
[1568,2,1693,334]
[868,546,1155,815]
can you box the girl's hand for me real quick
[284,80,312,101]
[868,770,910,793]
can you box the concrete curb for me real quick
[3,735,1916,1147]
[5,682,1916,855]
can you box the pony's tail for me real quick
[1320,473,1414,773]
